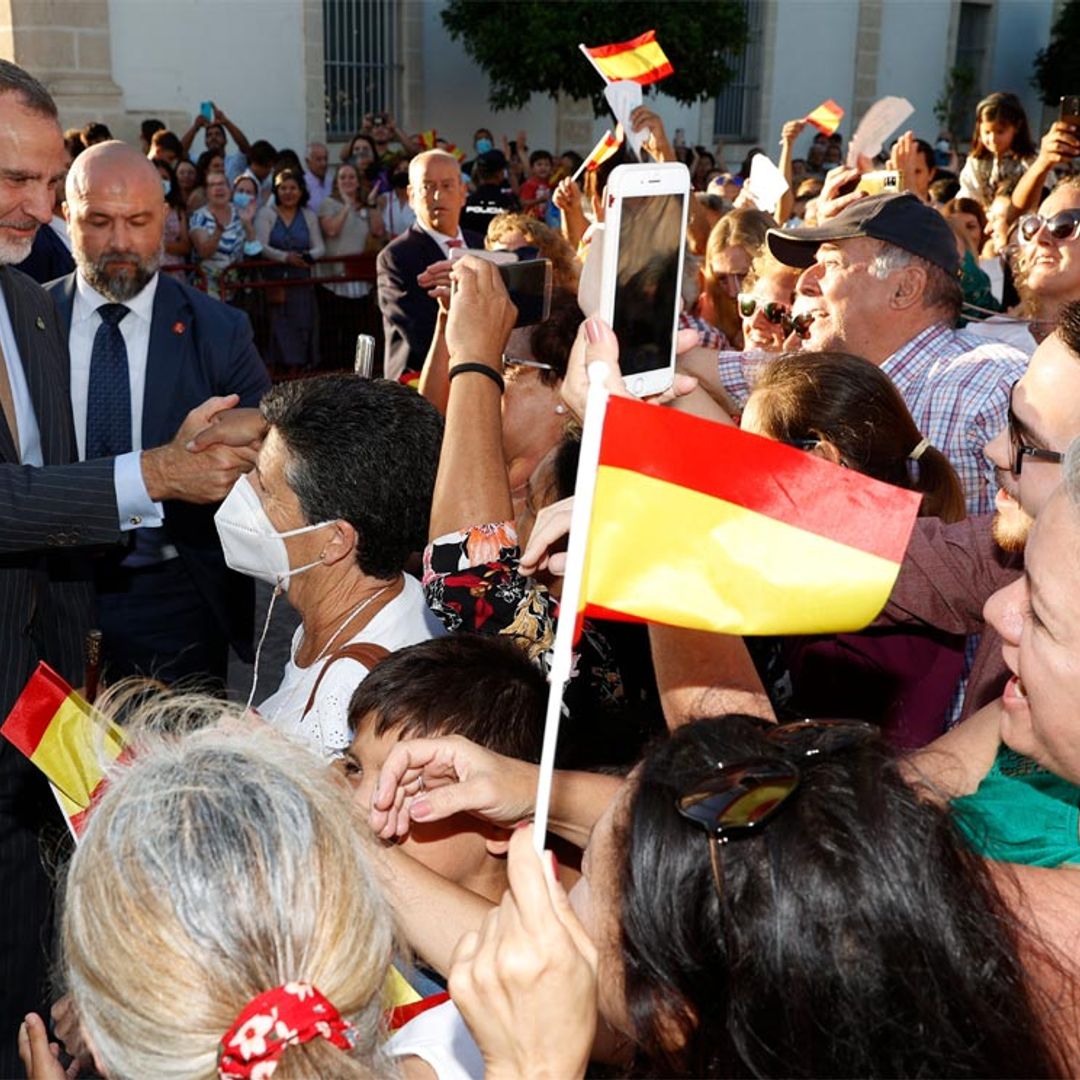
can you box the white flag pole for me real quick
[532,362,611,853]
[578,42,612,85]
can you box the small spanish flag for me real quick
[417,128,438,150]
[805,99,845,136]
[581,29,674,86]
[584,129,622,172]
[1,662,126,837]
[579,396,920,636]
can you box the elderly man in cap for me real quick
[710,192,1028,515]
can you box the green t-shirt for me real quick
[951,746,1080,867]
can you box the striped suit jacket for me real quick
[0,263,122,1073]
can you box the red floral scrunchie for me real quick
[217,981,354,1079]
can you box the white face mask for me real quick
[214,474,337,591]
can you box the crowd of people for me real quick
[6,51,1080,1079]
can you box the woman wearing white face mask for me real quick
[215,375,445,755]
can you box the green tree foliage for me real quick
[441,1,749,115]
[1033,0,1080,106]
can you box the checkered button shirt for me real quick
[714,322,1028,516]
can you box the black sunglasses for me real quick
[1007,381,1065,475]
[737,293,813,339]
[675,718,876,843]
[1018,209,1080,244]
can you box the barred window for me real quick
[713,0,764,142]
[324,0,401,140]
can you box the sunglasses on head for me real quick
[1018,209,1080,244]
[675,718,876,843]
[1006,380,1065,475]
[737,293,813,338]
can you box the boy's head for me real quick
[344,634,546,900]
[529,149,553,181]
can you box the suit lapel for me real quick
[143,275,190,448]
[2,267,72,465]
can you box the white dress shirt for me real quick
[415,219,466,259]
[0,288,43,465]
[69,272,165,532]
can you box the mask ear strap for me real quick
[245,583,284,713]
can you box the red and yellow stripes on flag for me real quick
[1,662,126,837]
[417,129,465,162]
[804,99,845,136]
[582,29,674,86]
[584,129,622,172]
[579,396,920,636]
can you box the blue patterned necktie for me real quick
[85,303,131,460]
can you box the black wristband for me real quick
[448,363,505,393]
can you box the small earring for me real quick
[555,404,567,415]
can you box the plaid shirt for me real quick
[714,323,1027,516]
[881,323,1027,516]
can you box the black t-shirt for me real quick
[461,183,520,236]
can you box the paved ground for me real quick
[226,580,301,705]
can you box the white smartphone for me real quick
[599,162,691,398]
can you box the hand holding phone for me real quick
[1060,96,1080,129]
[200,101,214,122]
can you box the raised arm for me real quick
[776,118,807,224]
[213,103,253,158]
[428,255,518,539]
[1011,121,1080,215]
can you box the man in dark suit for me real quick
[0,63,262,1073]
[376,149,483,381]
[48,140,271,686]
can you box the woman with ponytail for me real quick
[739,350,967,745]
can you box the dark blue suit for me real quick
[376,224,483,380]
[47,271,271,684]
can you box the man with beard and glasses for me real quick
[876,300,1080,720]
[46,140,270,687]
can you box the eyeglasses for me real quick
[1007,381,1065,475]
[1018,209,1080,244]
[675,718,876,843]
[736,293,814,338]
[501,355,556,372]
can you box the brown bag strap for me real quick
[300,578,404,719]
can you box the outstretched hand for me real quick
[369,734,537,841]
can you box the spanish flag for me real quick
[1,662,126,837]
[581,30,674,86]
[805,99,845,136]
[417,129,438,150]
[579,396,920,636]
[583,129,622,173]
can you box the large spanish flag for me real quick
[582,30,674,86]
[1,662,126,837]
[580,396,921,635]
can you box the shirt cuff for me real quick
[114,451,164,531]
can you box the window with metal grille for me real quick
[324,0,401,141]
[954,1,992,127]
[714,0,764,141]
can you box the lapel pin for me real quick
[172,321,186,335]
[35,316,44,330]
